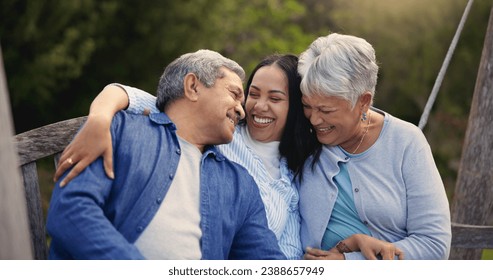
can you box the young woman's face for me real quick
[245,65,290,143]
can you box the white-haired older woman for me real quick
[298,33,451,260]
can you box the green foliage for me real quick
[1,0,492,212]
[325,0,492,199]
[1,0,118,132]
[482,249,493,260]
[328,0,462,119]
[1,0,315,133]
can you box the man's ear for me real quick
[183,73,200,102]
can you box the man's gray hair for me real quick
[298,33,379,108]
[156,49,245,111]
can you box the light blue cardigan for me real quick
[299,108,451,260]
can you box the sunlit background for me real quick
[1,0,492,258]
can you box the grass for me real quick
[482,249,493,260]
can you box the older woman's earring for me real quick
[361,112,367,122]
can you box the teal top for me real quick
[321,151,371,250]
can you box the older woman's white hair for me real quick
[298,33,379,109]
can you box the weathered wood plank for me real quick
[7,115,86,260]
[12,117,86,260]
[14,116,87,165]
[21,162,48,260]
[451,223,493,249]
[450,5,493,260]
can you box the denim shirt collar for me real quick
[149,112,175,128]
[149,112,225,162]
[204,146,226,161]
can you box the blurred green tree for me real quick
[0,0,119,132]
[1,0,314,133]
[324,0,492,197]
[1,0,491,202]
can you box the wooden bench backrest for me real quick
[450,222,493,259]
[14,116,87,260]
[13,116,493,259]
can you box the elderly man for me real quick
[47,49,284,260]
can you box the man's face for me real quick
[197,67,245,145]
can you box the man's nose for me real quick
[236,103,245,120]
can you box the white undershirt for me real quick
[134,136,202,259]
[241,126,281,179]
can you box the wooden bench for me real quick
[14,116,87,260]
[450,222,493,259]
[13,116,493,260]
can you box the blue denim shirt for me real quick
[47,111,285,260]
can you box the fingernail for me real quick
[109,171,114,179]
[60,181,66,188]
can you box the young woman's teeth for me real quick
[318,126,335,132]
[254,116,274,124]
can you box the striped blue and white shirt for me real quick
[115,84,303,259]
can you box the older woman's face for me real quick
[301,94,361,147]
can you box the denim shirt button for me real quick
[176,149,181,155]
[354,188,359,192]
[156,198,162,204]
[137,226,144,232]
[169,173,173,179]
